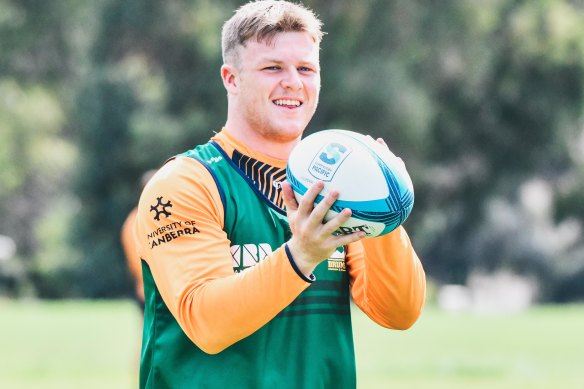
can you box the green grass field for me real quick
[1,299,583,389]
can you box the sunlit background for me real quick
[1,0,583,388]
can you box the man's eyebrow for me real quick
[258,58,283,64]
[259,58,318,67]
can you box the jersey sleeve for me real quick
[135,156,311,354]
[346,226,426,330]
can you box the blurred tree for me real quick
[3,0,584,301]
[313,0,584,299]
[0,0,91,296]
[68,72,138,297]
[67,0,242,297]
[411,0,584,298]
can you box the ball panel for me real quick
[378,160,413,213]
[288,167,397,214]
[288,134,389,200]
[285,167,308,196]
[329,198,395,213]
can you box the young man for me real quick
[135,1,426,388]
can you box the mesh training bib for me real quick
[140,141,356,389]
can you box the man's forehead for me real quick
[240,32,320,60]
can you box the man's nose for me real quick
[281,68,303,90]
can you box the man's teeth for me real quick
[274,99,301,107]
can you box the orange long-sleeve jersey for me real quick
[135,128,426,353]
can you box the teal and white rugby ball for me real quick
[286,129,414,237]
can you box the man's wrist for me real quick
[285,242,316,282]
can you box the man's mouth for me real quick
[273,99,302,108]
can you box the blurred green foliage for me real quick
[1,0,583,300]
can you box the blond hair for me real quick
[221,0,323,67]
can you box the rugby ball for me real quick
[286,129,414,238]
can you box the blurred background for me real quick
[1,0,584,388]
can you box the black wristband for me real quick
[285,243,316,283]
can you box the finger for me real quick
[297,181,324,215]
[338,230,367,245]
[281,181,299,211]
[367,134,388,148]
[326,229,367,248]
[320,207,352,235]
[307,189,339,228]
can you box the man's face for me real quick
[230,31,321,143]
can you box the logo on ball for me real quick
[308,142,351,181]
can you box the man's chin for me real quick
[261,119,304,138]
[270,126,306,142]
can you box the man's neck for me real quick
[223,123,300,160]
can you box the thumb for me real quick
[281,181,299,213]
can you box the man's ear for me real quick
[221,64,238,95]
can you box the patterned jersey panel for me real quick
[231,149,287,211]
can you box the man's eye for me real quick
[299,67,314,72]
[263,66,280,71]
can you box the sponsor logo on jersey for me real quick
[231,243,273,273]
[327,246,347,272]
[150,196,173,221]
[206,156,222,164]
[147,220,200,249]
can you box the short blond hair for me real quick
[221,0,323,67]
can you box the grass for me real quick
[352,304,584,388]
[0,299,141,389]
[1,299,583,388]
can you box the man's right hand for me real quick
[281,180,366,276]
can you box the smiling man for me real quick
[221,28,320,158]
[134,1,426,388]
